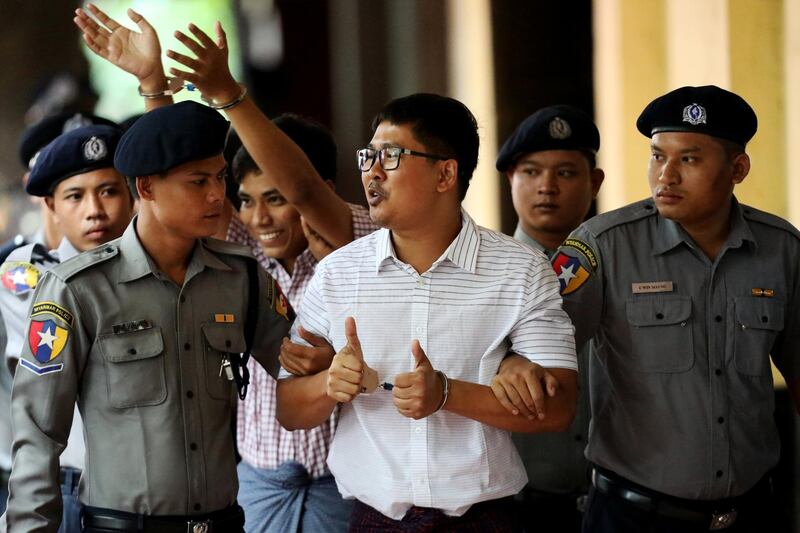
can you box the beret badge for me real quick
[682,103,707,126]
[548,117,572,140]
[82,136,107,162]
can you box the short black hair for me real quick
[370,93,479,201]
[232,113,338,184]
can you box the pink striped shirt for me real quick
[227,204,376,476]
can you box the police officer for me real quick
[1,123,134,532]
[6,101,291,533]
[551,86,800,532]
[0,112,118,264]
[493,105,604,532]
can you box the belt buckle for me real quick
[709,510,737,530]
[187,520,211,533]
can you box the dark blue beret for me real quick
[18,112,117,169]
[636,85,757,147]
[26,124,123,197]
[114,101,229,177]
[496,105,599,172]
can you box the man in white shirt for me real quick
[276,93,578,531]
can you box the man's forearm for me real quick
[275,371,339,430]
[444,369,577,432]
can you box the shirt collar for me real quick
[53,237,81,263]
[651,196,757,256]
[374,208,481,274]
[117,217,232,284]
[513,225,554,258]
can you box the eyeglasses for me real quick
[356,147,449,172]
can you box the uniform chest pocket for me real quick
[202,323,246,401]
[625,295,694,373]
[733,297,784,376]
[97,327,166,409]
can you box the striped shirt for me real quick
[291,210,577,519]
[230,204,376,476]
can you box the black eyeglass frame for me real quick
[356,147,449,172]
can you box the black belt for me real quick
[0,467,9,488]
[591,467,769,530]
[82,504,244,533]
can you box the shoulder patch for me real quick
[202,237,255,259]
[1,261,40,295]
[268,278,295,322]
[582,198,657,237]
[740,204,800,241]
[51,243,119,281]
[552,246,596,295]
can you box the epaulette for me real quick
[202,237,256,259]
[740,203,800,241]
[582,198,657,237]
[50,241,120,281]
[3,242,47,265]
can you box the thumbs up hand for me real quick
[326,317,366,403]
[392,340,444,419]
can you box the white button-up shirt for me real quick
[291,210,577,519]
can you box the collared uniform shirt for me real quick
[555,197,800,500]
[231,204,376,477]
[511,225,591,495]
[0,238,85,471]
[289,210,577,519]
[7,220,290,532]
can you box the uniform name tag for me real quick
[632,281,674,294]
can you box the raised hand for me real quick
[73,3,165,85]
[279,326,336,376]
[166,21,240,105]
[300,216,336,262]
[392,341,444,419]
[325,317,365,403]
[490,354,561,420]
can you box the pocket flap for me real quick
[734,297,784,331]
[202,323,246,353]
[98,327,164,363]
[626,295,691,327]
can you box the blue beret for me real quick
[114,101,229,177]
[18,112,117,169]
[496,105,599,172]
[26,124,123,197]
[636,85,757,147]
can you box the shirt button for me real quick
[194,504,201,511]
[415,427,422,434]
[714,315,722,322]
[655,313,664,320]
[416,279,424,287]
[416,327,423,334]
[574,434,582,442]
[190,442,198,451]
[715,369,722,376]
[716,470,723,478]
[184,343,191,351]
[186,390,194,398]
[180,296,186,303]
[717,416,724,424]
[128,348,137,355]
[680,321,687,327]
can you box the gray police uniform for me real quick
[7,219,290,531]
[512,225,591,500]
[555,197,800,500]
[1,238,87,469]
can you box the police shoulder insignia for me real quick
[22,301,74,375]
[0,261,40,295]
[271,280,295,322]
[552,238,598,295]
